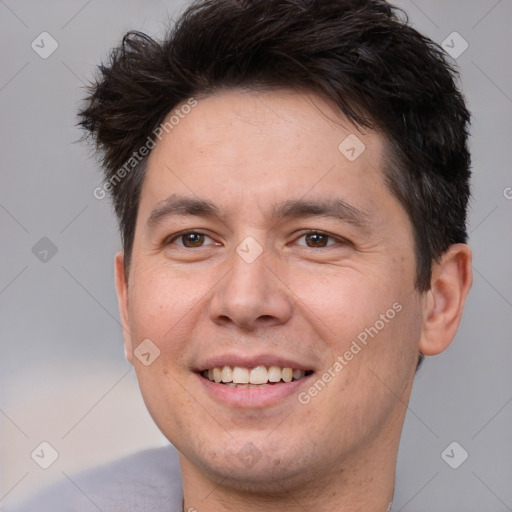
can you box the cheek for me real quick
[293,262,421,402]
[288,266,402,345]
[133,363,199,447]
[314,301,421,449]
[126,265,203,359]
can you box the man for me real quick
[16,0,473,510]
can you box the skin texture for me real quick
[115,88,472,512]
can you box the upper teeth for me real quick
[203,366,307,384]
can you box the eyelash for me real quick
[164,230,346,249]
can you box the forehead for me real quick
[138,88,396,228]
[155,87,385,163]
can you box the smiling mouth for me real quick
[200,365,314,388]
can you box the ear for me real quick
[419,244,473,356]
[114,251,134,364]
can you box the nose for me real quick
[208,243,293,332]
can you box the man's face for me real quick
[117,89,425,490]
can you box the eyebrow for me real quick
[145,194,372,231]
[146,196,221,231]
[271,198,371,229]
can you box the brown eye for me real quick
[296,231,337,248]
[305,233,329,247]
[168,232,214,248]
[181,233,205,247]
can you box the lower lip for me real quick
[196,373,314,408]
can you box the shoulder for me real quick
[9,445,183,512]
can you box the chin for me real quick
[189,441,323,495]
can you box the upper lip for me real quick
[195,354,315,372]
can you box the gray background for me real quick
[1,0,511,510]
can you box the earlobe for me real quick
[419,244,473,356]
[114,251,134,364]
